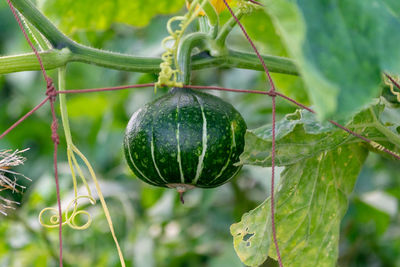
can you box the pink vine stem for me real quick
[221,0,283,266]
[3,83,400,161]
[0,96,50,140]
[5,1,63,266]
[385,73,400,91]
[247,0,264,7]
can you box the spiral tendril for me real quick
[155,0,208,90]
[39,143,96,229]
[39,195,96,230]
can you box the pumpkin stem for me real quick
[179,191,185,204]
[166,184,195,204]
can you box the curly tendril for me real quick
[38,67,127,266]
[156,0,208,90]
[39,143,96,230]
[39,195,96,230]
[384,74,400,103]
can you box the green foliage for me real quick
[237,8,311,104]
[239,103,400,167]
[232,102,400,265]
[262,0,400,120]
[240,9,286,57]
[231,143,368,266]
[38,0,185,33]
[1,0,400,266]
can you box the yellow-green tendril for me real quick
[38,67,126,267]
[384,75,400,102]
[155,0,208,90]
[39,195,95,230]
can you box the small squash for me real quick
[124,87,246,196]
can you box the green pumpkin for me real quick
[123,87,246,192]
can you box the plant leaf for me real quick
[38,0,185,33]
[239,103,397,167]
[261,0,400,120]
[240,9,287,57]
[231,143,368,266]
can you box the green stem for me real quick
[374,122,400,148]
[5,0,299,76]
[0,49,71,74]
[10,0,74,48]
[177,2,250,84]
[177,32,210,84]
[215,10,244,48]
[71,45,161,72]
[369,107,400,148]
[21,17,49,51]
[58,66,73,145]
[0,49,298,75]
[226,50,298,75]
[201,1,219,38]
[199,16,210,33]
[9,0,161,71]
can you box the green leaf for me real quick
[272,73,310,105]
[241,9,286,57]
[38,0,185,33]
[240,9,311,104]
[262,0,400,120]
[231,143,368,266]
[232,102,400,266]
[239,103,400,167]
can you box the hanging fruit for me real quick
[124,87,246,199]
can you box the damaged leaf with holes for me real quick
[231,143,368,266]
[232,102,400,266]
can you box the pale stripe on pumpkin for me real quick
[176,97,186,183]
[193,96,208,184]
[126,138,154,185]
[150,134,168,183]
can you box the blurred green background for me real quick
[1,1,400,266]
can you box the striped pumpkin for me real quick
[123,87,246,192]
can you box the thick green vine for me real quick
[0,49,298,75]
[1,0,298,77]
